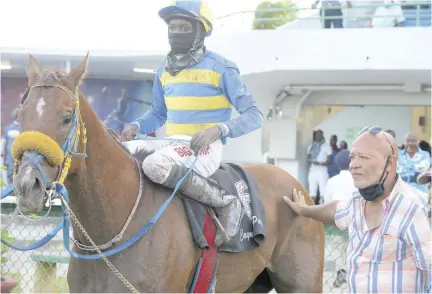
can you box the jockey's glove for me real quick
[190,126,222,155]
[121,124,139,142]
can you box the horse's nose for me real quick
[14,167,46,200]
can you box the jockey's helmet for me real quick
[159,0,214,37]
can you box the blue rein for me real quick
[1,134,197,260]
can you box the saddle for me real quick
[116,134,266,293]
[171,162,267,293]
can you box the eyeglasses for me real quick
[358,126,395,155]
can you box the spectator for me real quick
[307,129,332,204]
[398,132,431,193]
[371,0,405,28]
[312,0,351,28]
[386,129,406,150]
[344,0,376,28]
[284,126,431,293]
[2,108,21,185]
[324,150,357,203]
[419,140,431,155]
[323,150,357,288]
[328,135,341,178]
[339,140,348,150]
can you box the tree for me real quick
[253,0,298,30]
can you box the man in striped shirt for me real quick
[284,126,431,293]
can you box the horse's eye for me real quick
[62,116,73,125]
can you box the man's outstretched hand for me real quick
[283,188,309,216]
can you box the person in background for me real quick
[386,129,404,150]
[312,0,352,28]
[307,129,332,204]
[284,126,431,293]
[2,108,21,185]
[419,140,431,155]
[398,132,431,193]
[339,140,348,151]
[323,150,357,288]
[324,150,357,203]
[328,134,340,178]
[371,0,405,28]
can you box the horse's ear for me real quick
[69,52,89,86]
[27,54,39,86]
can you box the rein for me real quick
[0,83,200,292]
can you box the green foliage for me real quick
[253,0,298,30]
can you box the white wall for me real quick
[207,28,432,75]
[315,106,411,149]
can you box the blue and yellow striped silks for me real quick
[159,54,233,137]
[159,0,214,36]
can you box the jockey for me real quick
[121,0,263,221]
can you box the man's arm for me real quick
[302,200,340,224]
[131,70,167,135]
[220,65,263,139]
[283,188,351,228]
[405,205,431,291]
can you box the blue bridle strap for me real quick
[0,220,63,251]
[59,155,198,259]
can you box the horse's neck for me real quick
[65,94,141,244]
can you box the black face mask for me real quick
[168,20,197,54]
[358,157,390,201]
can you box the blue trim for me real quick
[163,83,222,98]
[60,137,198,260]
[188,257,203,293]
[1,184,14,199]
[1,132,198,263]
[167,108,232,124]
[207,257,219,293]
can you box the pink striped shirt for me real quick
[335,176,431,293]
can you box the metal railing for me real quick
[1,204,349,293]
[214,1,431,30]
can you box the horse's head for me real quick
[13,53,89,213]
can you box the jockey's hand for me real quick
[121,124,139,142]
[283,188,308,216]
[190,126,222,155]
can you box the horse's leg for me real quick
[267,189,325,293]
[243,269,273,293]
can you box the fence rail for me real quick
[1,203,349,293]
[214,1,432,29]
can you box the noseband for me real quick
[12,83,87,194]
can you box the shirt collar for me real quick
[384,174,401,206]
[400,147,421,156]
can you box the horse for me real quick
[11,53,324,293]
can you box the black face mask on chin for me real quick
[358,157,390,201]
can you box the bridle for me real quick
[13,82,87,197]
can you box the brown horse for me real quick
[12,53,324,293]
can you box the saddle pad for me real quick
[182,163,266,253]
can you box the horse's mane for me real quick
[105,128,131,156]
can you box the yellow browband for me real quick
[12,83,87,184]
